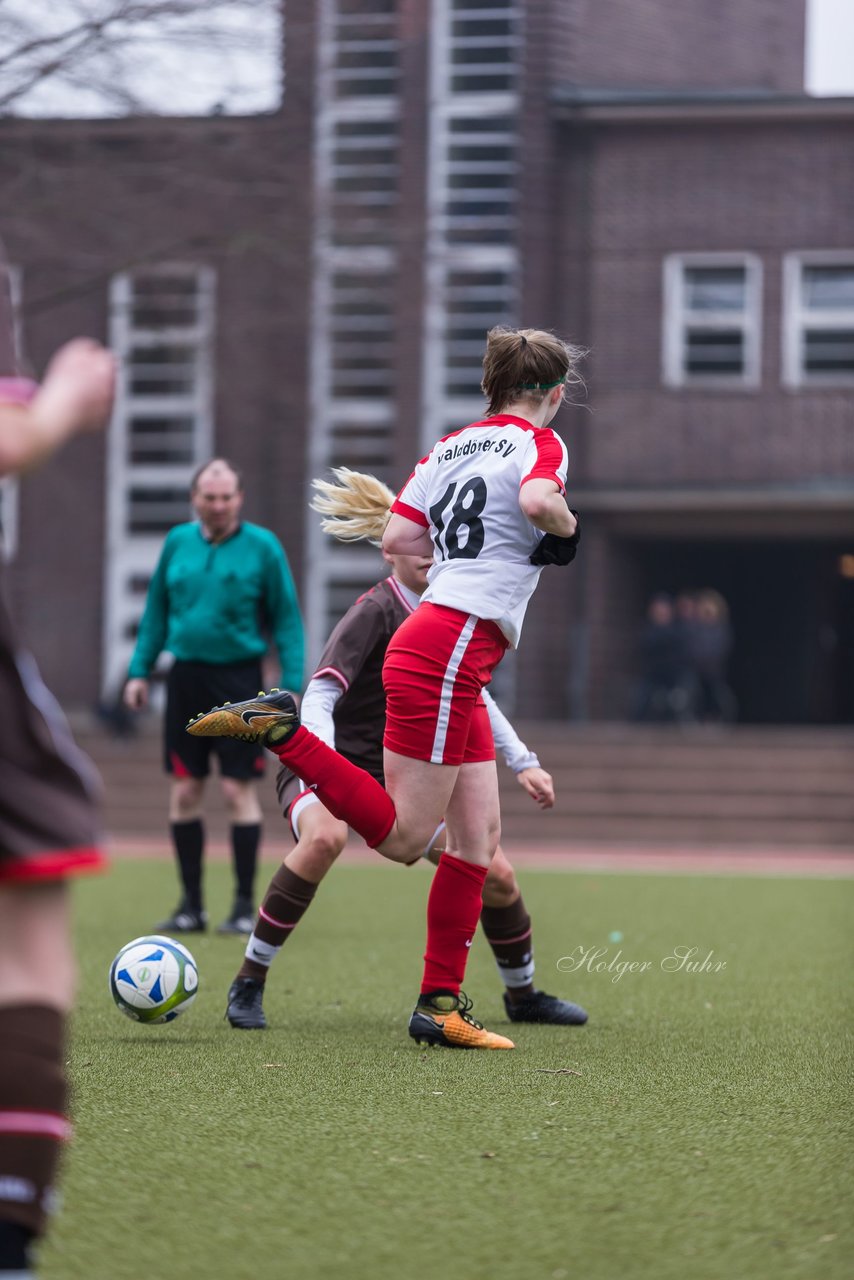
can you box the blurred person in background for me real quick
[632,593,692,722]
[673,590,702,719]
[123,459,304,937]
[691,590,737,723]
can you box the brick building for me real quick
[1,0,852,724]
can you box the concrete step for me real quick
[497,814,854,847]
[74,720,854,850]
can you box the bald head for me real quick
[191,457,242,494]
[191,458,244,542]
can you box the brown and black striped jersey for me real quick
[278,575,413,796]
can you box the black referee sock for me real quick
[232,823,261,902]
[170,819,204,911]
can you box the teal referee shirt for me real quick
[128,521,304,690]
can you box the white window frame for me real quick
[304,0,402,668]
[102,264,215,697]
[782,250,854,389]
[663,252,762,390]
[0,266,23,561]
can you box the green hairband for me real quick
[515,378,566,390]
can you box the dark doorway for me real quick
[631,539,854,724]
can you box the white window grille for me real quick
[444,115,517,245]
[443,262,517,397]
[448,0,519,93]
[783,252,854,387]
[422,0,522,710]
[663,254,762,388]
[423,0,521,448]
[305,0,402,665]
[102,265,215,696]
[333,0,398,98]
[0,266,23,561]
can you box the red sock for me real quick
[271,727,396,848]
[421,854,488,996]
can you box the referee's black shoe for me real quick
[217,898,255,936]
[155,901,208,933]
[503,989,588,1026]
[226,977,267,1030]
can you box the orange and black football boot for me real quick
[409,990,515,1050]
[186,688,300,746]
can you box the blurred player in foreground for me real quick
[0,295,114,1276]
[226,471,588,1033]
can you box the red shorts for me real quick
[382,602,509,766]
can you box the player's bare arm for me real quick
[382,511,434,557]
[519,477,577,537]
[0,339,114,477]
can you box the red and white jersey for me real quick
[391,413,568,647]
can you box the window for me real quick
[103,264,215,695]
[332,2,398,98]
[442,265,516,396]
[0,265,23,560]
[663,254,762,388]
[783,253,854,387]
[447,0,519,93]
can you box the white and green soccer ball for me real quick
[109,935,199,1024]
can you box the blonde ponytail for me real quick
[310,467,395,547]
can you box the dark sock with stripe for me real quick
[421,854,488,996]
[238,865,318,982]
[231,823,261,902]
[0,1006,68,1244]
[170,819,204,910]
[480,895,535,999]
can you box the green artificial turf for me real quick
[40,859,852,1280]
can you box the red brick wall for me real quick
[556,119,854,488]
[0,113,313,703]
[546,0,806,93]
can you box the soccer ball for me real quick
[108,935,199,1024]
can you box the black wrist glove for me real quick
[529,511,581,567]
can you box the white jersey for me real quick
[391,413,569,647]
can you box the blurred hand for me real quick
[516,766,555,809]
[33,339,115,438]
[123,678,149,711]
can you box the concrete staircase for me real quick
[497,723,854,848]
[73,719,854,850]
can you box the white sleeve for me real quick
[482,689,540,773]
[300,675,345,749]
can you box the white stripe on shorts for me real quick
[430,614,477,765]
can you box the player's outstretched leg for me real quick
[483,848,588,1026]
[188,689,400,855]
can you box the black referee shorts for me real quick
[165,659,266,781]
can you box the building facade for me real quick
[1,0,852,722]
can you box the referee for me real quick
[123,458,304,935]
